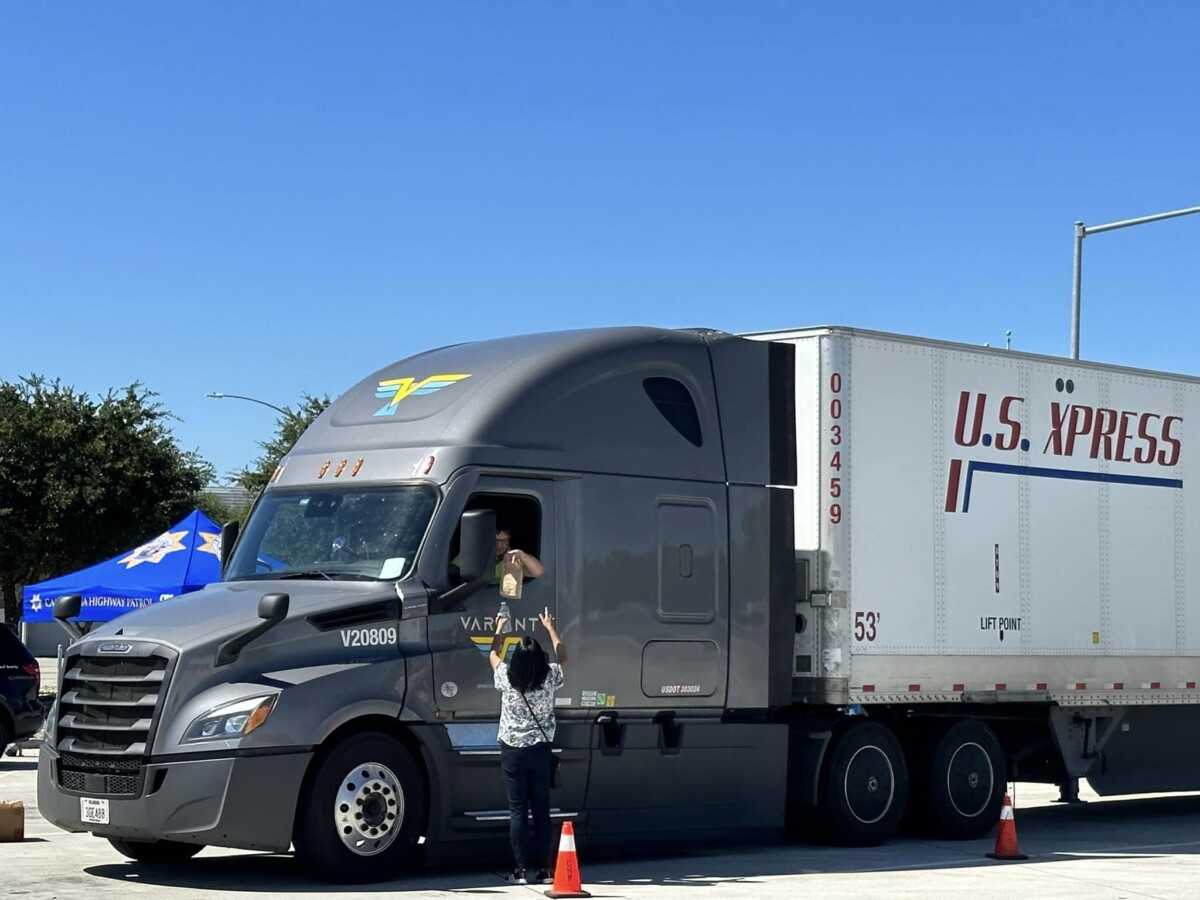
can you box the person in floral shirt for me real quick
[490,607,567,885]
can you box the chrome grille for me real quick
[56,646,173,796]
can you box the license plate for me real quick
[80,797,109,825]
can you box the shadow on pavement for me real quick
[0,758,39,772]
[78,794,1200,893]
[85,854,514,894]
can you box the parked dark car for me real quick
[0,624,43,756]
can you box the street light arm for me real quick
[206,392,291,418]
[1082,205,1200,237]
[1071,203,1200,360]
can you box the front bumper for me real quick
[37,742,312,852]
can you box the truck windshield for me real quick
[225,485,437,582]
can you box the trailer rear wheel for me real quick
[107,838,204,863]
[928,720,1005,839]
[821,721,908,846]
[293,733,426,884]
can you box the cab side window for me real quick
[448,492,543,586]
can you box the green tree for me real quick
[0,376,214,624]
[236,393,331,495]
[195,489,254,530]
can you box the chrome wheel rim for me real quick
[334,760,404,855]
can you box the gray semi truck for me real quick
[38,326,1200,881]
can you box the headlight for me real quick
[183,694,277,743]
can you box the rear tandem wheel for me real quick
[820,721,909,846]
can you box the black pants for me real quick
[499,740,553,870]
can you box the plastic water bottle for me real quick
[498,601,513,633]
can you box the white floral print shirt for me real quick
[494,662,564,748]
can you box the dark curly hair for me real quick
[507,635,550,693]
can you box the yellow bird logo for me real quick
[374,374,471,416]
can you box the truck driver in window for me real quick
[493,526,544,584]
[450,523,544,586]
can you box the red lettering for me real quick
[1066,405,1093,457]
[996,396,1024,450]
[1135,413,1159,464]
[1043,402,1069,455]
[1090,408,1118,460]
[1159,416,1182,467]
[1114,411,1135,462]
[954,391,986,447]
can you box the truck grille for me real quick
[55,648,173,797]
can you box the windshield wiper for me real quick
[278,569,334,581]
[278,569,377,582]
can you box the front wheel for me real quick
[927,720,1005,839]
[293,733,426,884]
[820,721,908,846]
[108,838,204,863]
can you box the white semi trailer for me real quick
[37,325,1200,880]
[768,326,1195,840]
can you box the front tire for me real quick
[820,721,908,846]
[108,838,204,863]
[293,733,426,884]
[927,720,1005,839]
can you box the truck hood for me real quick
[83,579,401,649]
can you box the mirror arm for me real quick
[215,593,289,667]
[215,619,278,668]
[54,618,84,643]
[432,569,493,613]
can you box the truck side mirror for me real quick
[434,509,496,611]
[257,592,290,621]
[53,594,85,642]
[220,520,240,572]
[53,594,82,621]
[457,509,496,581]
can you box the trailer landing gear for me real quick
[1054,777,1083,804]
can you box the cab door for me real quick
[427,475,557,718]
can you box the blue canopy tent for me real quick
[22,509,223,623]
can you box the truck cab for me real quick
[38,326,800,881]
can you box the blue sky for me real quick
[2,3,1198,480]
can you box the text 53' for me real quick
[854,611,880,642]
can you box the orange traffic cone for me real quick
[985,793,1028,860]
[544,821,591,898]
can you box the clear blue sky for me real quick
[3,4,1198,481]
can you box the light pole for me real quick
[206,392,292,419]
[1071,204,1200,360]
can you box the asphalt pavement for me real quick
[4,747,1200,900]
